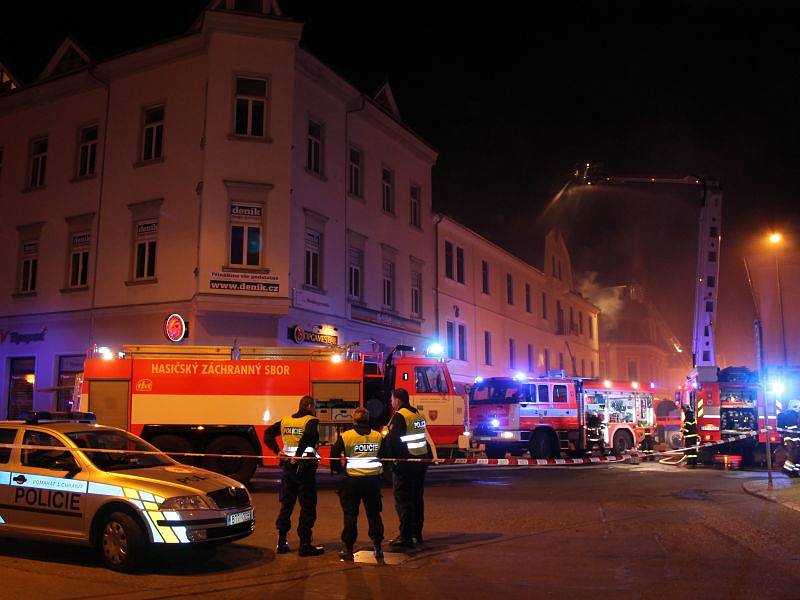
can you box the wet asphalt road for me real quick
[2,462,800,599]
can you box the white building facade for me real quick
[436,217,600,391]
[0,2,437,418]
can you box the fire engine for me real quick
[576,165,778,463]
[78,344,464,482]
[468,374,654,458]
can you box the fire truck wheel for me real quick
[485,444,507,459]
[612,431,633,454]
[203,436,258,483]
[529,431,556,459]
[150,434,195,465]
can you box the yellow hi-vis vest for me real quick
[341,428,383,476]
[280,414,318,457]
[398,407,428,456]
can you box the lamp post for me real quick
[768,233,789,368]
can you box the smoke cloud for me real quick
[578,272,624,331]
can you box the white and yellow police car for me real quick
[0,412,254,571]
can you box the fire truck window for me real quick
[553,385,568,403]
[88,381,129,430]
[415,367,449,394]
[537,385,549,403]
[0,428,16,464]
[21,430,78,472]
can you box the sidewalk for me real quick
[742,474,800,513]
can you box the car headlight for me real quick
[159,495,212,511]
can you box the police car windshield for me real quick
[66,430,173,471]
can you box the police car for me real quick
[0,412,254,571]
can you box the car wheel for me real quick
[150,434,194,465]
[99,511,146,573]
[203,435,258,483]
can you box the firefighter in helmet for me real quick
[639,424,655,456]
[682,407,699,467]
[779,399,800,477]
[586,410,603,453]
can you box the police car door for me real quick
[0,426,20,529]
[9,429,87,538]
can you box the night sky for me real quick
[3,1,798,367]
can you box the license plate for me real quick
[227,509,253,526]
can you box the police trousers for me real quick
[276,462,318,543]
[339,475,384,547]
[393,463,427,540]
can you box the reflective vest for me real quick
[341,428,383,476]
[398,407,428,456]
[280,414,318,457]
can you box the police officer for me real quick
[682,407,699,467]
[779,400,800,477]
[263,395,325,556]
[640,424,655,456]
[330,407,385,561]
[385,388,438,548]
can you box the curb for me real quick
[741,478,800,513]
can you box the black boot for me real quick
[388,536,415,549]
[298,542,325,557]
[276,531,289,554]
[339,544,354,561]
[373,541,384,560]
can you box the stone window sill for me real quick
[70,174,97,183]
[227,133,274,144]
[125,277,158,286]
[21,185,47,194]
[11,291,37,298]
[133,157,165,169]
[302,284,327,295]
[60,286,89,294]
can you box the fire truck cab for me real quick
[78,344,463,482]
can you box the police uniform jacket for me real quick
[330,423,387,476]
[385,405,432,460]
[263,410,320,459]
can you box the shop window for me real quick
[8,357,35,420]
[57,355,84,412]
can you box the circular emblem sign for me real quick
[292,325,306,345]
[164,313,187,342]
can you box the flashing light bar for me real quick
[426,342,444,357]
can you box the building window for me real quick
[410,185,421,228]
[234,77,267,137]
[581,358,586,377]
[306,120,323,175]
[304,229,322,288]
[68,231,90,288]
[579,311,584,335]
[528,343,534,372]
[458,324,467,361]
[569,306,575,333]
[77,125,98,177]
[484,331,492,366]
[589,315,594,339]
[382,260,394,308]
[544,348,550,372]
[381,167,394,213]
[525,283,532,313]
[628,360,638,381]
[591,361,595,378]
[18,239,39,293]
[571,356,578,376]
[481,260,490,294]
[411,270,422,317]
[348,147,362,197]
[348,247,363,300]
[28,137,48,188]
[133,220,158,279]
[456,247,465,283]
[8,357,35,420]
[552,256,556,277]
[558,260,563,281]
[506,273,514,305]
[57,355,84,412]
[509,338,516,369]
[542,291,548,319]
[446,321,456,359]
[229,203,262,267]
[141,105,164,162]
[444,241,454,280]
[558,352,564,370]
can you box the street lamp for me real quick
[767,232,788,367]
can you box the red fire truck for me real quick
[468,374,655,458]
[78,344,464,482]
[680,366,779,463]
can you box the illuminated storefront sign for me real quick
[288,325,338,346]
[164,314,187,342]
